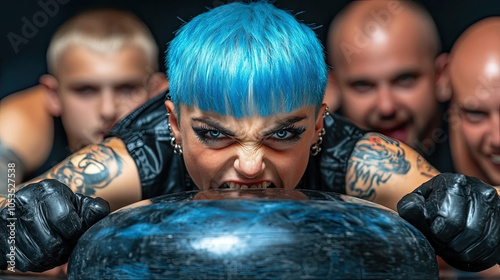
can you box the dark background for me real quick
[2,0,500,99]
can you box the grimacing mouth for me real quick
[219,181,276,189]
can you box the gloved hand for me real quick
[397,173,500,272]
[0,179,110,272]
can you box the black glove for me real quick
[0,179,110,272]
[397,173,500,272]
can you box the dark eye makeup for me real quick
[192,125,228,143]
[267,124,306,143]
[192,124,306,144]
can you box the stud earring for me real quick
[166,112,183,155]
[310,107,329,156]
[324,106,330,118]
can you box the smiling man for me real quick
[325,0,451,172]
[448,17,500,187]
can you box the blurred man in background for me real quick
[0,8,167,190]
[325,0,452,173]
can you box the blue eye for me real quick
[269,126,306,143]
[209,130,221,138]
[193,126,227,143]
[274,130,291,139]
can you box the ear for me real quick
[39,74,62,117]
[323,70,341,113]
[313,103,327,144]
[165,100,181,144]
[434,53,452,102]
[148,73,169,98]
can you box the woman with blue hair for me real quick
[2,1,500,275]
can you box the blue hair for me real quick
[166,1,327,118]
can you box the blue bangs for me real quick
[167,1,327,118]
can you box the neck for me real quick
[413,107,445,155]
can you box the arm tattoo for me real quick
[0,140,25,209]
[416,155,439,178]
[43,139,123,196]
[346,134,410,200]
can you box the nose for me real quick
[100,91,118,122]
[376,85,397,118]
[234,147,266,179]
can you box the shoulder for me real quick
[322,113,366,149]
[106,93,180,195]
[109,93,168,135]
[0,86,53,171]
[0,86,52,131]
[306,114,366,194]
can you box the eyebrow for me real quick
[191,115,307,138]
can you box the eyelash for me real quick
[193,125,228,143]
[192,125,306,144]
[269,125,306,143]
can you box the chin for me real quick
[89,135,104,144]
[485,172,500,186]
[476,162,500,186]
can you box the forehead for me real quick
[55,45,149,80]
[340,42,433,79]
[334,20,435,79]
[451,57,500,104]
[453,76,500,106]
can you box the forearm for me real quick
[18,137,142,211]
[345,132,440,210]
[26,139,124,194]
[0,140,25,209]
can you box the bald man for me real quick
[326,0,452,172]
[448,17,500,187]
[446,17,500,278]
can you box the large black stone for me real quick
[67,189,438,279]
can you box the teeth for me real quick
[492,155,500,164]
[228,182,239,190]
[223,182,272,189]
